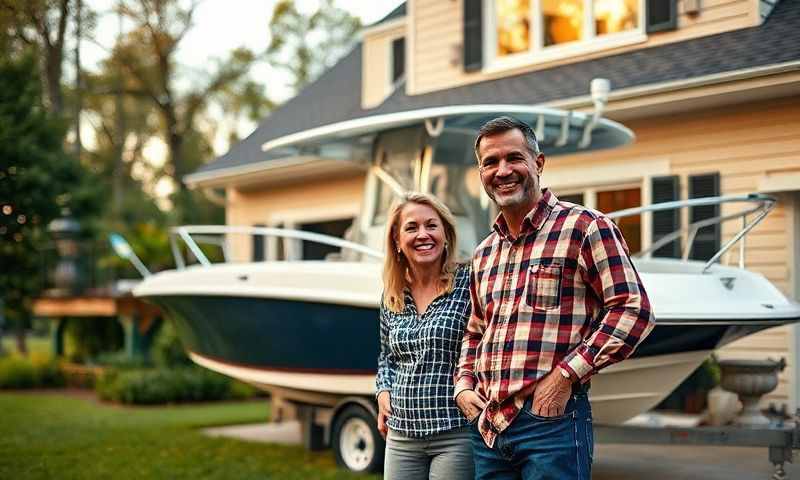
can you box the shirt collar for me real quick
[492,189,558,241]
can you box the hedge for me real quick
[0,354,64,389]
[95,367,258,405]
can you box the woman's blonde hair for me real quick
[382,192,459,313]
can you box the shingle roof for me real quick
[370,3,405,27]
[194,0,800,178]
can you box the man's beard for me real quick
[487,174,536,208]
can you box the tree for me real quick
[111,0,267,219]
[266,0,361,91]
[0,53,100,352]
[0,0,77,116]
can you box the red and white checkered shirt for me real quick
[455,189,655,447]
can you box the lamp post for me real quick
[47,216,83,296]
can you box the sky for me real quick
[85,0,403,104]
[81,0,403,202]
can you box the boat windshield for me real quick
[428,130,492,251]
[370,127,493,254]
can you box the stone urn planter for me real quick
[718,358,786,427]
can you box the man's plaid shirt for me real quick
[455,189,655,447]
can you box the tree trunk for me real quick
[45,43,64,116]
[15,326,27,355]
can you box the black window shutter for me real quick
[689,173,721,261]
[651,176,681,258]
[646,0,678,33]
[391,37,405,83]
[252,223,265,262]
[463,0,483,72]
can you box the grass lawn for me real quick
[1,335,51,357]
[0,392,382,479]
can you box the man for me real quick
[455,116,655,479]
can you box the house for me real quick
[185,0,800,409]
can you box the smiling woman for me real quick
[376,191,474,479]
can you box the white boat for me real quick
[133,102,800,472]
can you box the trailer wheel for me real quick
[332,404,384,473]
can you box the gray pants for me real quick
[384,427,474,480]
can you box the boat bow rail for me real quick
[607,193,776,273]
[169,225,384,269]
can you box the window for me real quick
[390,37,405,84]
[252,223,265,262]
[299,218,354,260]
[688,173,720,261]
[496,0,531,56]
[558,193,585,205]
[543,0,584,47]
[485,0,644,68]
[596,187,642,254]
[595,0,639,35]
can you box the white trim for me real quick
[185,156,323,187]
[267,204,360,227]
[482,0,647,74]
[546,60,800,110]
[789,193,800,412]
[359,17,406,39]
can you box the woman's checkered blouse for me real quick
[376,264,472,437]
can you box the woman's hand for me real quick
[377,391,392,438]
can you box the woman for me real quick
[376,191,473,479]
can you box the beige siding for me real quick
[362,22,406,109]
[409,0,758,95]
[546,96,800,408]
[225,174,366,262]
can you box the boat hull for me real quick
[145,292,790,425]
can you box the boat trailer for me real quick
[594,419,800,480]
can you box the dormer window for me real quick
[475,0,650,72]
[391,37,406,85]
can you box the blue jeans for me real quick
[470,391,593,480]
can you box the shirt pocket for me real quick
[524,263,562,311]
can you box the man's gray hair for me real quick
[474,116,541,159]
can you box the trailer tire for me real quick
[332,404,384,473]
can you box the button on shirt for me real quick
[376,264,472,437]
[455,190,655,447]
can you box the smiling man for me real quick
[454,116,655,479]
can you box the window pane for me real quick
[594,0,638,35]
[543,0,583,46]
[596,188,642,254]
[558,193,585,206]
[496,0,531,56]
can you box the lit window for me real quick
[543,0,584,47]
[594,0,638,36]
[496,0,531,57]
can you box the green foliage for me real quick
[152,319,192,367]
[0,52,102,340]
[0,355,64,389]
[93,350,152,370]
[62,317,124,363]
[95,367,237,405]
[267,0,361,91]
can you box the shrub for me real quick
[95,367,247,405]
[62,317,124,363]
[0,355,64,389]
[93,350,152,370]
[152,320,191,368]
